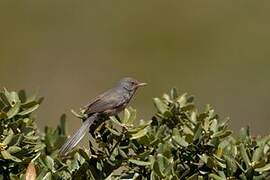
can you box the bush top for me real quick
[0,88,270,180]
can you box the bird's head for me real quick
[117,77,147,91]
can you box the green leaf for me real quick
[21,101,38,109]
[18,90,27,103]
[18,104,39,116]
[3,129,14,145]
[128,107,137,124]
[58,114,66,135]
[193,123,203,141]
[0,91,10,107]
[7,146,22,154]
[119,149,128,159]
[223,155,237,176]
[209,174,226,180]
[110,116,123,127]
[255,163,270,172]
[199,154,209,164]
[128,120,151,133]
[239,127,250,142]
[153,160,165,178]
[123,108,131,124]
[170,88,178,99]
[8,134,23,146]
[156,154,171,175]
[172,134,189,147]
[153,98,168,114]
[252,145,264,162]
[186,173,199,180]
[129,159,151,166]
[45,156,55,172]
[1,150,21,162]
[7,103,20,119]
[4,89,21,106]
[42,172,52,180]
[177,93,188,106]
[130,128,148,140]
[239,143,251,168]
[211,130,232,139]
[71,109,85,119]
[190,111,197,123]
[106,126,121,136]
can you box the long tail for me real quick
[59,114,98,155]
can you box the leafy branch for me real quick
[0,88,270,180]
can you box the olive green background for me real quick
[1,1,270,135]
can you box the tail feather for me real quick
[59,114,98,155]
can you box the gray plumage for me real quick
[59,114,98,155]
[59,77,146,155]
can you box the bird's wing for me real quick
[82,94,103,110]
[84,88,127,115]
[82,88,115,112]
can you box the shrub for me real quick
[0,88,270,179]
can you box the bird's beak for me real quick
[136,82,147,87]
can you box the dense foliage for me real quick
[0,88,270,180]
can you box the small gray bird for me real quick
[59,77,147,155]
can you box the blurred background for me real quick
[1,1,270,135]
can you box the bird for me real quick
[59,77,147,155]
